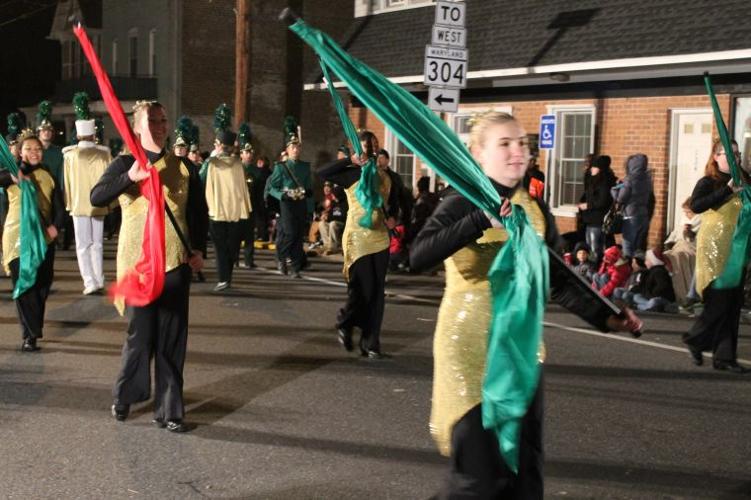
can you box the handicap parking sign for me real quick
[539,115,556,149]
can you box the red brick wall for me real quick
[348,94,732,248]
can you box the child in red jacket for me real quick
[592,245,631,297]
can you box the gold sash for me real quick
[341,170,391,280]
[115,154,190,314]
[430,188,547,456]
[695,193,741,297]
[2,168,56,273]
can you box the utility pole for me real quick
[234,0,250,126]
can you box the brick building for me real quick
[307,0,751,246]
[32,0,351,165]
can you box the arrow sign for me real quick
[428,87,460,113]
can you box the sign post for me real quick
[425,1,467,113]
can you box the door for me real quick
[668,110,713,232]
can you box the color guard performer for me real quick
[91,101,208,432]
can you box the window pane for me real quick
[553,110,593,207]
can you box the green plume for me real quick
[73,92,91,120]
[213,103,231,133]
[6,112,24,138]
[283,116,298,138]
[36,100,53,127]
[190,124,200,146]
[175,115,194,141]
[238,122,252,147]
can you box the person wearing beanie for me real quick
[204,128,251,292]
[592,245,631,298]
[573,241,596,281]
[62,92,113,295]
[578,155,615,262]
[267,117,313,278]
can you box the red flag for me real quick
[73,24,165,306]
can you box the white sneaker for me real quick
[83,286,98,295]
[213,282,230,292]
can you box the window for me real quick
[355,0,434,17]
[547,106,596,212]
[129,30,138,77]
[733,96,751,172]
[386,130,418,188]
[62,40,73,79]
[112,39,118,74]
[148,29,156,76]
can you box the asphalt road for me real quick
[0,241,749,499]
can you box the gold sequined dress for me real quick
[431,188,547,456]
[341,170,392,280]
[695,192,741,297]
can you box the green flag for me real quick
[319,61,382,228]
[288,15,548,471]
[0,136,49,299]
[704,73,751,290]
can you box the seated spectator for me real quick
[617,250,677,312]
[663,198,700,303]
[319,181,347,255]
[573,242,596,281]
[592,245,631,298]
[613,253,649,302]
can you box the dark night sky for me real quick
[0,0,61,132]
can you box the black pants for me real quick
[337,249,389,353]
[239,217,255,266]
[9,245,55,340]
[441,377,544,500]
[62,212,74,250]
[210,220,241,283]
[277,199,307,271]
[113,265,191,421]
[683,282,743,363]
[254,205,269,241]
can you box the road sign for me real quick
[540,114,556,149]
[423,45,468,88]
[435,1,466,27]
[428,87,460,113]
[431,25,466,48]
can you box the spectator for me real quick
[592,245,631,298]
[578,155,615,262]
[613,253,649,302]
[526,150,545,200]
[633,249,677,312]
[572,242,596,281]
[611,154,653,258]
[336,145,350,160]
[663,198,701,303]
[319,181,346,255]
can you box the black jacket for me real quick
[580,169,614,226]
[641,265,675,302]
[317,158,404,220]
[409,182,615,332]
[689,174,734,214]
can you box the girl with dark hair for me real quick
[318,130,407,358]
[683,139,749,374]
[0,133,65,352]
[578,155,615,261]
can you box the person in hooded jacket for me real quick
[578,155,615,262]
[592,245,631,298]
[611,154,653,259]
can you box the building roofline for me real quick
[304,48,751,90]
